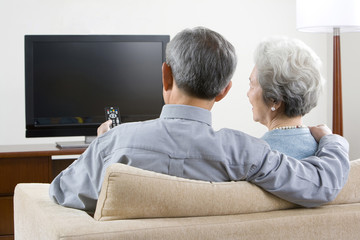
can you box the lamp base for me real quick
[332,28,343,136]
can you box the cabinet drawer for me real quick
[52,158,76,180]
[0,196,13,235]
[0,236,14,240]
[0,157,50,194]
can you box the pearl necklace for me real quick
[272,125,306,130]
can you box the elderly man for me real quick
[50,27,349,212]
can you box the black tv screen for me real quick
[25,35,170,139]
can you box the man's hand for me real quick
[97,120,112,136]
[309,124,332,142]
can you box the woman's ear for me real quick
[271,99,283,112]
[162,62,173,91]
[215,81,232,102]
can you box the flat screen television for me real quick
[25,35,170,147]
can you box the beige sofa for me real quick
[14,159,360,240]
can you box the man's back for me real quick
[100,104,264,181]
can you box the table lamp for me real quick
[296,0,360,136]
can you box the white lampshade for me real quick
[296,0,360,33]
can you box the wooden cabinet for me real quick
[0,144,86,240]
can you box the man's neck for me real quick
[167,88,215,111]
[169,99,214,111]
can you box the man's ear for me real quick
[215,81,232,102]
[162,62,173,91]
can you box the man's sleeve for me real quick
[49,138,107,213]
[247,134,350,207]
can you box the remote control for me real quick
[105,107,121,128]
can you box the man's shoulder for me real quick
[113,118,159,130]
[96,118,160,141]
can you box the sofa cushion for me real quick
[94,159,360,221]
[94,164,296,220]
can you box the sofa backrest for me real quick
[94,159,360,221]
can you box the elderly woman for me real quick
[247,37,324,158]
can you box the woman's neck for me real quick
[267,115,303,131]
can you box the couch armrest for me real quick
[14,184,94,240]
[329,158,360,205]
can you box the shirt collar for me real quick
[160,104,212,126]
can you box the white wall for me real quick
[341,34,360,160]
[0,0,358,159]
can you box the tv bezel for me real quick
[25,34,169,138]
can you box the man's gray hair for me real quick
[166,27,237,99]
[254,36,324,117]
